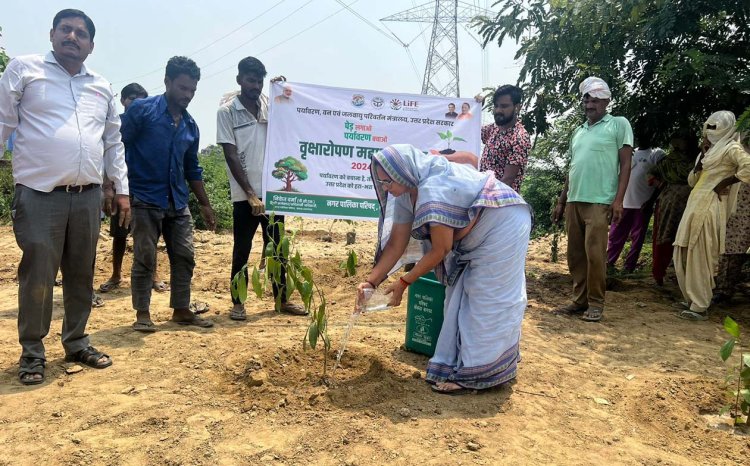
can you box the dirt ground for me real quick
[0,219,749,466]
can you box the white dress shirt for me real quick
[0,52,128,194]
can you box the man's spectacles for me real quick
[376,178,393,187]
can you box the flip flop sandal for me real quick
[173,315,214,328]
[18,357,45,386]
[132,320,157,333]
[677,310,709,321]
[152,281,170,292]
[98,280,121,293]
[280,303,308,316]
[581,308,603,322]
[670,301,690,311]
[91,294,105,308]
[430,383,474,396]
[230,307,247,321]
[65,346,113,369]
[189,301,210,315]
[554,303,587,315]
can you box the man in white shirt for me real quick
[216,56,305,320]
[606,130,665,273]
[0,9,130,384]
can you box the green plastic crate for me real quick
[405,272,445,357]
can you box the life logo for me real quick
[371,96,384,108]
[351,94,365,107]
[402,99,419,111]
[390,98,402,110]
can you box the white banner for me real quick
[263,81,482,219]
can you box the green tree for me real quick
[272,156,308,192]
[476,0,750,143]
[0,27,9,74]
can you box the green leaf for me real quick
[453,136,467,142]
[742,389,750,404]
[301,266,313,283]
[446,130,453,138]
[720,338,736,361]
[281,237,290,259]
[251,267,263,298]
[437,131,448,140]
[308,322,319,349]
[301,282,313,309]
[292,250,302,268]
[740,367,750,382]
[724,316,740,339]
[286,273,295,301]
[230,265,247,302]
[719,404,731,415]
[237,266,247,303]
[274,292,282,312]
[264,242,275,261]
[743,353,750,368]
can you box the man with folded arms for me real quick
[0,9,130,384]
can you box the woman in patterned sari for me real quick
[357,144,532,394]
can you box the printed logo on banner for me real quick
[351,94,365,107]
[371,96,384,108]
[402,99,419,111]
[390,98,402,110]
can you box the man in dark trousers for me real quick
[216,56,306,321]
[121,56,215,332]
[0,9,130,384]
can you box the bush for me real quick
[521,166,564,237]
[0,155,14,223]
[189,144,233,231]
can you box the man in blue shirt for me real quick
[121,56,215,331]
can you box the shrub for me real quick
[189,144,233,231]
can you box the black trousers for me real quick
[231,201,287,305]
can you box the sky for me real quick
[1,0,521,149]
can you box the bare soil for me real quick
[0,220,749,465]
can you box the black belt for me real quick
[52,183,99,193]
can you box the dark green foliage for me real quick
[189,144,232,231]
[0,26,9,74]
[0,158,14,223]
[475,0,750,143]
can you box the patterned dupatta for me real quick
[370,144,525,271]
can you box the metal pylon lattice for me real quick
[381,1,493,97]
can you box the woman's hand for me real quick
[384,280,407,307]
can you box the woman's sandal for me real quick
[65,346,113,369]
[18,357,45,385]
[431,382,474,396]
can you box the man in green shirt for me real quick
[552,77,633,322]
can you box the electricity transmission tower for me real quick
[381,1,493,97]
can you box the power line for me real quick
[199,0,361,83]
[332,0,403,45]
[114,0,286,85]
[197,0,315,70]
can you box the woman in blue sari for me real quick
[358,144,531,394]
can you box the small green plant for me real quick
[719,316,750,425]
[436,130,466,154]
[550,224,561,263]
[231,214,331,377]
[340,249,358,277]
